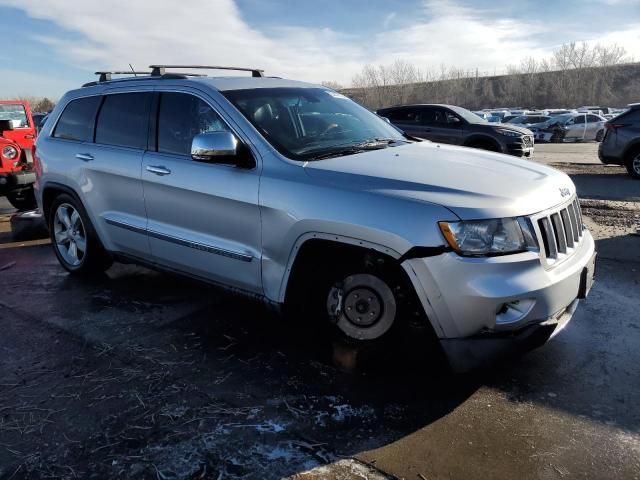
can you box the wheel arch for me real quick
[623,139,640,160]
[279,233,402,305]
[463,134,502,152]
[41,182,84,225]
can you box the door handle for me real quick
[75,153,94,161]
[146,165,172,176]
[25,134,35,140]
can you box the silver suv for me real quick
[34,66,596,371]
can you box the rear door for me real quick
[141,90,262,293]
[565,114,587,140]
[52,91,152,259]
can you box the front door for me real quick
[142,91,262,293]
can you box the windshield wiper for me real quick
[306,141,393,161]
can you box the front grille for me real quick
[536,197,584,264]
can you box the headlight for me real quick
[439,217,538,256]
[2,145,18,160]
[494,129,522,137]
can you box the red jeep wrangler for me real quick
[0,100,37,210]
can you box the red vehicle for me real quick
[0,100,37,210]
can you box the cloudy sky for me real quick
[0,0,639,97]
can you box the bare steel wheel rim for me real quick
[53,203,87,267]
[327,273,396,341]
[633,154,640,175]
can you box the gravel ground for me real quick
[0,143,638,480]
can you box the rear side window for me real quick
[95,93,151,149]
[53,96,101,142]
[157,92,230,156]
[586,115,601,123]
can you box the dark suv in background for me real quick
[598,103,640,179]
[377,104,534,157]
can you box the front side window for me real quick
[95,93,151,149]
[223,88,406,160]
[53,96,102,142]
[573,115,586,124]
[157,92,230,156]
[385,108,422,124]
[0,104,28,128]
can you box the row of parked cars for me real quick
[376,102,639,179]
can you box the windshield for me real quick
[223,87,407,159]
[448,105,488,124]
[0,104,28,128]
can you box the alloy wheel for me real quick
[53,203,87,267]
[633,154,640,175]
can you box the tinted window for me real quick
[385,108,422,124]
[95,93,151,149]
[53,96,101,142]
[573,115,586,124]
[421,108,438,125]
[586,115,601,123]
[622,109,640,122]
[423,108,459,127]
[157,93,229,155]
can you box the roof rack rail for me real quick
[149,65,264,78]
[95,71,152,82]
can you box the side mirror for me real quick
[0,120,14,135]
[191,131,255,168]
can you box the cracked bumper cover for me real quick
[401,230,595,371]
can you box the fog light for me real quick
[0,177,7,185]
[496,299,535,325]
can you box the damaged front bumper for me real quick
[401,230,595,372]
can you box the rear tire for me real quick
[6,188,37,211]
[625,150,640,180]
[48,193,113,274]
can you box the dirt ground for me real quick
[0,143,638,480]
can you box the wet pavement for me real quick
[0,149,639,479]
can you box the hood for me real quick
[490,123,533,135]
[303,142,575,220]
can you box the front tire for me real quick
[48,193,112,274]
[6,188,37,211]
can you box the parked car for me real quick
[31,112,49,134]
[0,120,37,209]
[35,66,595,371]
[529,113,606,143]
[506,115,551,127]
[377,104,534,157]
[598,103,640,179]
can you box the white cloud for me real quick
[1,0,639,90]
